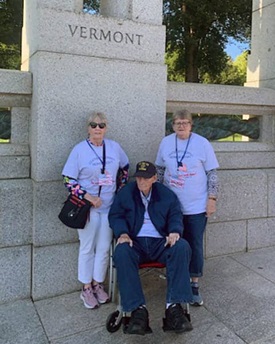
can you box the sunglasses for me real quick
[89,122,106,129]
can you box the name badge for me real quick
[98,173,113,186]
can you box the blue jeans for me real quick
[113,237,193,312]
[182,213,207,278]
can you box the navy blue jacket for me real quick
[108,181,183,239]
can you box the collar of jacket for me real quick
[133,182,161,203]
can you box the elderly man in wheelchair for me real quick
[108,161,193,335]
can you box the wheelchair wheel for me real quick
[106,310,123,333]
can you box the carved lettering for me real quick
[125,33,134,44]
[80,26,87,38]
[113,31,123,43]
[68,24,78,37]
[68,24,144,46]
[136,34,143,46]
[90,28,99,40]
[99,29,111,41]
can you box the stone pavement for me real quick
[1,247,275,344]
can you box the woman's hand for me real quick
[84,193,102,208]
[206,198,216,217]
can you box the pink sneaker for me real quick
[80,287,99,309]
[93,283,110,304]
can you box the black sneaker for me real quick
[126,306,152,335]
[163,304,193,333]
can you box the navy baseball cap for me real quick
[133,161,157,178]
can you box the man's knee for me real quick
[171,238,192,257]
[114,243,133,265]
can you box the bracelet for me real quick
[208,196,217,201]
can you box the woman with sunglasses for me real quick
[155,109,219,307]
[62,111,129,309]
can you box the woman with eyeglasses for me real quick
[62,111,129,309]
[155,109,219,307]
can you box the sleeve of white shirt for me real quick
[117,143,129,168]
[203,139,219,172]
[62,145,80,179]
[155,139,165,167]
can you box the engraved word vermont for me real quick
[68,25,143,45]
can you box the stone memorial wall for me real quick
[1,0,275,304]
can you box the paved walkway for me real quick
[1,247,275,344]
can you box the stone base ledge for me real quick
[0,246,31,304]
[0,69,32,94]
[0,156,30,179]
[0,144,29,156]
[32,243,80,300]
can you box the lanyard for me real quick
[86,139,103,165]
[86,139,106,197]
[175,133,191,167]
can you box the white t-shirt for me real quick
[62,139,129,213]
[155,132,219,215]
[137,191,162,238]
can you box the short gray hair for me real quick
[172,109,193,124]
[87,111,107,126]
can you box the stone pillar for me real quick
[100,0,132,19]
[100,0,163,25]
[21,0,166,299]
[246,0,275,89]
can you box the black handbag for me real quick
[58,194,91,229]
[59,141,106,229]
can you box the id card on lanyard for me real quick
[98,173,113,185]
[169,134,191,188]
[86,140,106,195]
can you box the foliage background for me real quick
[0,0,251,86]
[0,0,23,69]
[0,0,253,141]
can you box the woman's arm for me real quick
[116,163,129,192]
[206,169,219,198]
[206,169,219,217]
[63,176,86,199]
[63,175,102,207]
[156,165,165,183]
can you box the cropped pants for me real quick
[182,212,208,278]
[77,210,112,284]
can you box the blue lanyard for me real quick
[86,139,106,173]
[175,133,191,167]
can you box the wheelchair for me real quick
[106,240,191,333]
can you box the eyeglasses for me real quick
[173,121,191,127]
[89,122,106,129]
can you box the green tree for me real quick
[233,52,248,82]
[165,48,185,82]
[83,0,100,13]
[0,0,23,69]
[164,0,252,83]
[0,42,20,69]
[201,51,248,85]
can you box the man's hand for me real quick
[164,232,180,247]
[117,233,133,247]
